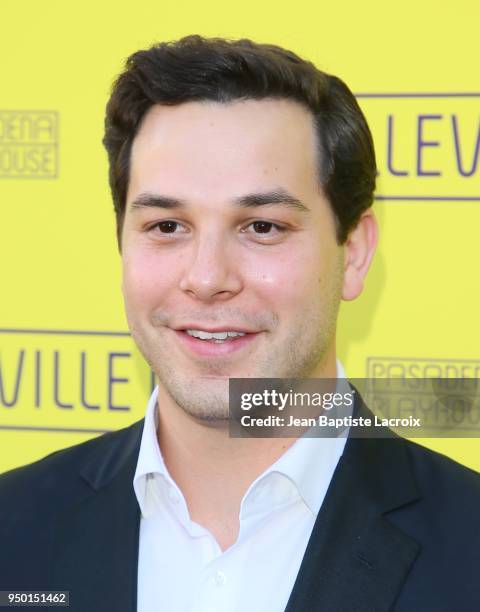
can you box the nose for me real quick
[179,231,243,302]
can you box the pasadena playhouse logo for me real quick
[361,357,480,437]
[0,110,59,178]
[365,357,480,378]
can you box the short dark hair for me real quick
[103,35,376,247]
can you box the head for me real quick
[102,35,378,424]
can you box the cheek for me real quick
[247,237,341,321]
[244,248,318,308]
[121,249,175,309]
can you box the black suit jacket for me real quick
[1,394,480,612]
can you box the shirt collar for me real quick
[133,385,168,518]
[133,359,350,519]
[240,359,351,517]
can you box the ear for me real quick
[342,210,378,301]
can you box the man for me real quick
[1,35,479,611]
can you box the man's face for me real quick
[122,99,344,423]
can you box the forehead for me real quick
[127,99,320,203]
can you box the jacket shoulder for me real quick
[389,437,480,558]
[403,437,480,500]
[0,419,144,513]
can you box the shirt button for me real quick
[212,570,227,587]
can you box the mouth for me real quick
[172,328,263,357]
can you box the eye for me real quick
[149,220,187,234]
[157,220,179,233]
[252,221,275,233]
[244,220,287,239]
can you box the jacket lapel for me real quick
[285,397,422,612]
[50,420,144,612]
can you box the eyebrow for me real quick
[129,188,311,214]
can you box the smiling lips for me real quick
[173,328,262,357]
[186,329,247,342]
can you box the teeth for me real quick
[186,329,247,340]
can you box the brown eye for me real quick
[157,221,178,233]
[252,221,274,233]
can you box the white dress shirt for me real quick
[134,361,351,612]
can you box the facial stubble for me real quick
[128,253,344,426]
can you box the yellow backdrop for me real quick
[1,0,479,472]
